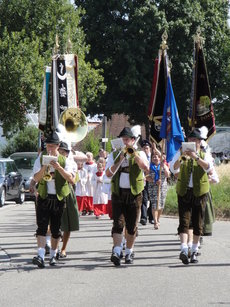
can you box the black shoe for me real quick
[125,253,133,264]
[179,251,189,265]
[56,250,60,260]
[149,220,154,224]
[110,252,121,266]
[49,256,56,266]
[81,210,87,216]
[88,211,94,215]
[190,252,198,263]
[45,244,50,256]
[32,256,45,268]
[140,219,147,226]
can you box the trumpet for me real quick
[123,146,136,156]
[179,155,188,162]
[43,165,52,181]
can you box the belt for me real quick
[120,167,129,173]
[47,194,57,199]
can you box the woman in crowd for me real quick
[146,151,170,229]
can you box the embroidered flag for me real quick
[188,41,216,139]
[148,50,169,144]
[160,77,184,162]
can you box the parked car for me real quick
[9,152,38,200]
[0,158,25,206]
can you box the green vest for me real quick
[176,151,209,197]
[38,152,70,200]
[111,151,144,196]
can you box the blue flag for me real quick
[160,77,184,162]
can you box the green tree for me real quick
[1,126,39,157]
[75,0,230,129]
[0,0,106,136]
[159,0,230,127]
[79,130,101,157]
[75,0,166,127]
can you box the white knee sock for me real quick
[38,247,45,260]
[46,235,51,247]
[113,246,121,256]
[181,243,188,253]
[50,248,57,258]
[125,248,133,256]
[192,243,199,253]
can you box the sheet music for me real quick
[42,155,58,165]
[110,138,125,151]
[182,142,196,153]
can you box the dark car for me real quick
[9,152,38,200]
[0,158,25,206]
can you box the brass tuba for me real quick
[59,107,88,143]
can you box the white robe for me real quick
[75,168,88,196]
[92,172,108,205]
[84,162,97,197]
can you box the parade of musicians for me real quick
[0,1,230,307]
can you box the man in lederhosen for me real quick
[171,127,213,264]
[105,127,149,266]
[32,132,75,268]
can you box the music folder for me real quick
[181,142,196,153]
[42,155,58,165]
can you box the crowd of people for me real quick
[30,125,219,268]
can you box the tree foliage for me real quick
[75,0,230,128]
[0,0,106,136]
[1,126,39,157]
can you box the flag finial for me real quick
[194,26,205,48]
[53,34,60,56]
[160,30,168,50]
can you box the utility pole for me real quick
[101,116,108,150]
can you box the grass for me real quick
[164,163,230,220]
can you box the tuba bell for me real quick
[59,107,88,143]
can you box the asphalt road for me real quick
[0,201,230,307]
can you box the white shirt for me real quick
[105,150,148,189]
[33,153,73,195]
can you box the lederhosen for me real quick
[111,153,143,236]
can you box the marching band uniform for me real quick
[171,127,213,265]
[106,127,149,266]
[58,143,79,258]
[32,132,75,268]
